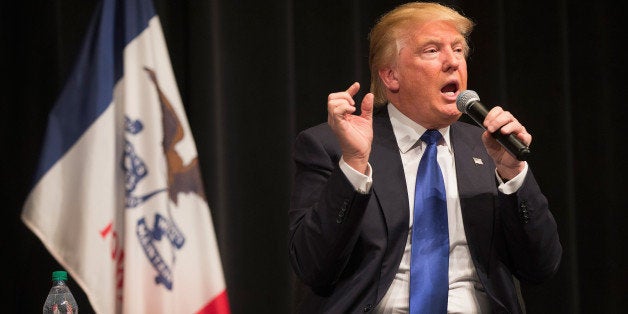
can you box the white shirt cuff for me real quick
[339,157,373,194]
[495,162,529,195]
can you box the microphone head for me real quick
[456,90,480,114]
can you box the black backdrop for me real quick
[2,0,627,313]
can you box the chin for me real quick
[440,110,462,125]
[442,106,462,117]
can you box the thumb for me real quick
[481,130,500,151]
[360,93,374,121]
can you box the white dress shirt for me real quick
[339,104,528,313]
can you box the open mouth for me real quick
[441,82,459,96]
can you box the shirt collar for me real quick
[387,103,452,154]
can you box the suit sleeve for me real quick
[288,128,371,288]
[497,170,562,284]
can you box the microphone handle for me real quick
[466,102,531,161]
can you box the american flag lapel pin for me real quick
[473,157,483,165]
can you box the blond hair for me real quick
[368,2,475,106]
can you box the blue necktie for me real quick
[409,129,449,314]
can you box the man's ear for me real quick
[378,67,399,92]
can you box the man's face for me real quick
[388,20,468,129]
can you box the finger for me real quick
[481,130,501,151]
[489,115,533,147]
[346,82,360,97]
[483,106,503,121]
[501,122,531,146]
[328,91,355,106]
[328,98,350,108]
[498,120,523,135]
[328,99,355,116]
[360,93,374,121]
[483,106,503,131]
[328,82,360,106]
[330,102,357,117]
[483,106,502,132]
[514,128,532,146]
[485,107,516,133]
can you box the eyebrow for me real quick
[412,36,469,56]
[417,36,466,47]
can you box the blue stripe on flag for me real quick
[32,0,156,185]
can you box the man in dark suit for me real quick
[288,2,561,313]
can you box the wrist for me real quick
[344,155,370,175]
[496,162,525,181]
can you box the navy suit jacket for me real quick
[289,106,561,313]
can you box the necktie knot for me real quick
[421,129,442,146]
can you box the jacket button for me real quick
[519,200,529,224]
[337,199,350,224]
[363,304,373,312]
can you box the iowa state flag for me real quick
[21,0,230,313]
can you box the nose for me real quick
[442,48,461,72]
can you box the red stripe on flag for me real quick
[197,290,230,314]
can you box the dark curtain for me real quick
[2,0,626,313]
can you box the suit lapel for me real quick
[451,122,494,197]
[370,107,409,250]
[450,122,497,272]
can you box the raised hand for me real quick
[327,82,374,174]
[481,106,531,180]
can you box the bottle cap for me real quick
[52,270,68,281]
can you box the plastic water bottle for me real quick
[43,270,79,313]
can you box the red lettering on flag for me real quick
[101,221,125,301]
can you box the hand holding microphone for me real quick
[456,90,531,162]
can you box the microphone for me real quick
[456,90,531,161]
